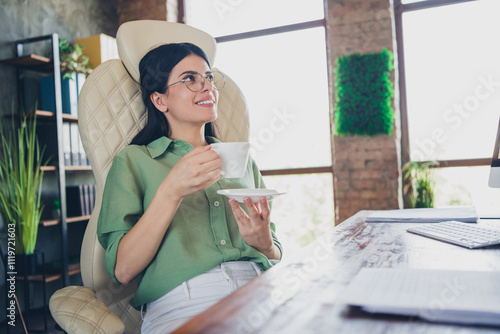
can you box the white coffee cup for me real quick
[210,142,250,178]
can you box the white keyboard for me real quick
[407,221,500,249]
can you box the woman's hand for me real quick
[159,145,222,201]
[229,196,281,260]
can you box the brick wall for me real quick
[327,0,396,60]
[334,135,401,222]
[327,0,402,223]
[117,0,178,25]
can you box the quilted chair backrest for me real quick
[78,21,250,333]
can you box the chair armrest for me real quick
[49,286,125,334]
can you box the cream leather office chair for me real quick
[49,20,250,334]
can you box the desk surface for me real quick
[173,211,500,334]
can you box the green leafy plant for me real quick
[59,37,92,79]
[0,113,48,254]
[334,49,395,136]
[402,161,438,208]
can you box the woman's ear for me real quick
[150,92,168,112]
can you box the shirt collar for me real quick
[146,136,221,159]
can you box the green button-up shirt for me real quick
[97,136,282,309]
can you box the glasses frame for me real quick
[167,70,225,92]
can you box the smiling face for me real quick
[150,54,218,139]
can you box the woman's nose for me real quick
[202,78,216,92]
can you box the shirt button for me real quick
[214,201,220,207]
[220,239,227,245]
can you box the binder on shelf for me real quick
[83,184,90,216]
[62,122,72,166]
[70,123,80,166]
[76,74,86,100]
[78,129,88,166]
[88,184,95,213]
[39,73,85,116]
[65,74,78,116]
[66,185,85,217]
[66,184,96,217]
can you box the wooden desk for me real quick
[173,211,500,334]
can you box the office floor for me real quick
[1,307,61,334]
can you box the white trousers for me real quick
[141,261,262,334]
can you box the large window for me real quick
[396,0,500,215]
[185,0,333,256]
[185,0,324,37]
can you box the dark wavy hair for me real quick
[130,43,215,146]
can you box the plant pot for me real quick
[15,250,43,276]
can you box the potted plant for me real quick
[402,160,438,208]
[59,37,92,79]
[0,113,48,260]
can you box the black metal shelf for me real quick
[2,33,71,287]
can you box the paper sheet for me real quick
[342,268,500,326]
[365,206,478,223]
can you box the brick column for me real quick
[326,0,402,224]
[117,0,180,25]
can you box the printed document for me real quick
[342,268,500,326]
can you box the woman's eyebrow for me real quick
[178,70,213,78]
[178,70,198,78]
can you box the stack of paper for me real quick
[365,206,478,223]
[342,268,500,326]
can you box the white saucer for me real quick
[217,189,285,203]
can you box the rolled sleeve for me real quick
[102,231,127,285]
[97,155,144,284]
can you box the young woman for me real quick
[97,43,282,333]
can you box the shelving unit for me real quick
[0,34,96,334]
[40,215,91,228]
[0,54,52,72]
[17,263,81,284]
[1,33,88,286]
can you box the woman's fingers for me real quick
[229,198,248,222]
[229,197,274,254]
[184,146,219,167]
[183,144,211,158]
[259,197,270,220]
[242,197,270,220]
[200,153,222,173]
[229,197,270,225]
[177,146,221,179]
[162,146,222,199]
[243,197,261,220]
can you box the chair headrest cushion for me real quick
[116,20,217,83]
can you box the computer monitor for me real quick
[488,117,500,188]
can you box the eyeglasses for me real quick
[167,70,225,92]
